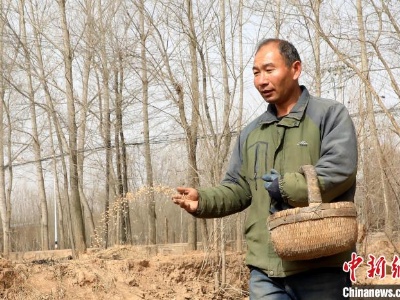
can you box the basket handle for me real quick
[300,165,322,206]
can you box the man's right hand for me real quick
[171,187,199,213]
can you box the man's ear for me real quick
[292,61,302,80]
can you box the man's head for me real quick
[252,39,302,115]
[255,38,301,67]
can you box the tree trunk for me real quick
[57,0,86,256]
[95,0,114,248]
[311,1,322,96]
[356,0,391,235]
[236,0,244,253]
[186,0,200,251]
[139,0,156,245]
[47,109,65,250]
[218,0,232,183]
[77,0,96,245]
[0,0,10,255]
[19,0,49,251]
[3,104,12,254]
[28,0,69,250]
[115,53,132,244]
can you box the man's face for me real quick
[252,43,300,105]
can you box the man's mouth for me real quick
[261,90,273,97]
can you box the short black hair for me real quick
[255,38,301,67]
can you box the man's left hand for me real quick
[262,169,290,213]
[262,169,283,201]
[262,169,279,189]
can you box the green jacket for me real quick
[196,86,358,277]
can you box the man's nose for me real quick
[257,72,269,85]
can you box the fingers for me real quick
[172,186,188,201]
[262,174,272,181]
[173,187,198,200]
[171,187,199,213]
[171,195,197,213]
[263,169,280,182]
[178,198,191,210]
[176,186,188,195]
[171,187,188,206]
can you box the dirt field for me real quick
[1,245,249,300]
[1,233,399,299]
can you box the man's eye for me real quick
[253,72,259,76]
[266,69,273,73]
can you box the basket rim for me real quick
[267,202,357,230]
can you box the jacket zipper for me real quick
[254,144,259,190]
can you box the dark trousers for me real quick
[249,266,351,300]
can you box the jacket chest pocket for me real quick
[281,142,313,172]
[246,142,269,190]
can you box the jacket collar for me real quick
[259,86,309,125]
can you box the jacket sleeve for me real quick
[194,133,252,218]
[281,103,358,204]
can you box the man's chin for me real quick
[263,97,276,104]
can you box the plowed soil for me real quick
[1,232,399,299]
[1,246,249,300]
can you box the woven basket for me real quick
[267,165,358,261]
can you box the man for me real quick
[172,38,357,299]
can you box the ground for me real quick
[1,233,399,299]
[1,245,249,300]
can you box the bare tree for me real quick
[356,0,391,235]
[293,0,323,96]
[0,0,11,256]
[138,0,156,245]
[76,0,96,245]
[26,0,70,250]
[3,98,13,254]
[236,0,245,253]
[185,0,201,250]
[114,50,132,244]
[18,0,49,251]
[57,0,86,256]
[93,0,120,247]
[47,109,66,250]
